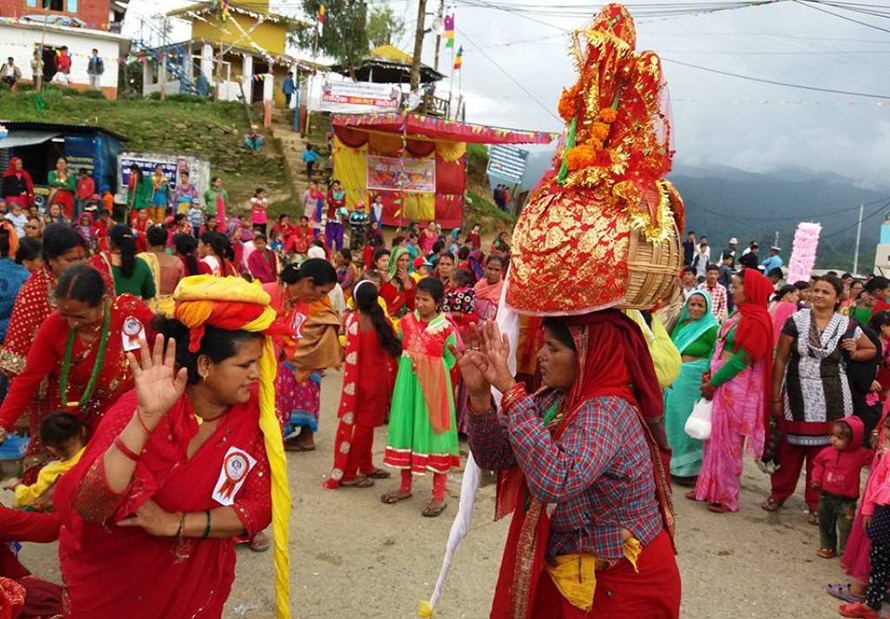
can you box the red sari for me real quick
[324,312,397,487]
[0,266,56,379]
[380,280,415,320]
[54,389,272,619]
[0,294,153,482]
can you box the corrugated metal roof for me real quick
[0,121,128,141]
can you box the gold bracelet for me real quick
[501,382,526,410]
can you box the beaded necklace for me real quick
[59,303,111,408]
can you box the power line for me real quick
[794,0,890,33]
[456,26,562,122]
[688,195,890,222]
[662,57,890,99]
[820,199,890,241]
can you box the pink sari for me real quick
[695,313,767,511]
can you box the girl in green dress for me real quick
[664,290,718,485]
[382,277,460,517]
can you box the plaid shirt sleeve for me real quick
[466,407,517,471]
[503,390,622,504]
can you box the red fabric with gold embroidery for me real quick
[506,3,684,315]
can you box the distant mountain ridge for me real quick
[668,165,888,273]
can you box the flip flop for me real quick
[818,548,837,559]
[827,583,865,603]
[708,502,730,513]
[839,602,881,618]
[249,532,271,553]
[422,502,448,518]
[684,490,699,501]
[761,497,783,512]
[381,491,412,505]
[808,511,819,525]
[365,468,392,479]
[340,476,374,488]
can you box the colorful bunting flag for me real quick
[444,14,454,48]
[318,5,325,36]
[453,46,463,70]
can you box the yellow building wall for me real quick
[192,14,288,56]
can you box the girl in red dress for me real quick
[324,280,400,488]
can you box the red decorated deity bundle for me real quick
[506,3,684,315]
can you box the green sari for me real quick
[664,290,719,477]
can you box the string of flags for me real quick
[318,4,325,37]
[453,46,463,71]
[444,14,454,49]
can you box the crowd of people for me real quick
[673,230,890,619]
[11,144,890,618]
[0,153,524,617]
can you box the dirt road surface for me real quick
[11,368,851,618]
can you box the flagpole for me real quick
[448,44,455,118]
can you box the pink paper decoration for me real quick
[788,222,822,284]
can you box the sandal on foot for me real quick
[381,491,412,505]
[684,490,699,501]
[819,548,838,559]
[808,511,819,525]
[839,602,881,618]
[761,497,783,512]
[365,468,392,479]
[422,502,448,518]
[249,532,271,553]
[827,583,866,603]
[708,502,730,513]
[340,476,374,488]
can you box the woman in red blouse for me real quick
[0,264,152,482]
[54,276,290,619]
[461,315,680,619]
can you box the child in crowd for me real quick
[382,277,460,518]
[412,257,431,283]
[95,210,112,252]
[812,418,873,559]
[75,168,95,218]
[4,412,86,511]
[840,414,890,618]
[442,269,479,337]
[466,222,482,250]
[273,213,293,241]
[101,184,114,215]
[187,201,205,236]
[324,280,401,489]
[15,237,43,274]
[4,201,27,237]
[75,212,97,251]
[174,171,198,214]
[250,187,268,235]
[269,227,284,255]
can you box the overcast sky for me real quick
[126,0,890,189]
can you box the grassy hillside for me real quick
[0,86,292,214]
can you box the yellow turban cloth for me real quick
[173,275,291,619]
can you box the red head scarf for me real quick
[555,310,664,431]
[3,157,35,202]
[734,268,774,362]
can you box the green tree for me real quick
[366,5,405,48]
[293,0,369,68]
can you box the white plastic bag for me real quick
[684,398,713,440]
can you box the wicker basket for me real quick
[620,220,682,310]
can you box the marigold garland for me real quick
[590,122,611,141]
[599,107,618,123]
[558,83,583,122]
[565,145,599,171]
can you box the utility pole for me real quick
[433,0,445,72]
[854,203,865,276]
[409,0,428,92]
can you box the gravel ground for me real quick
[8,368,855,618]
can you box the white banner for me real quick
[318,80,401,113]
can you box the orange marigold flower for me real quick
[590,122,611,141]
[599,107,618,123]
[565,145,598,171]
[558,83,583,122]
